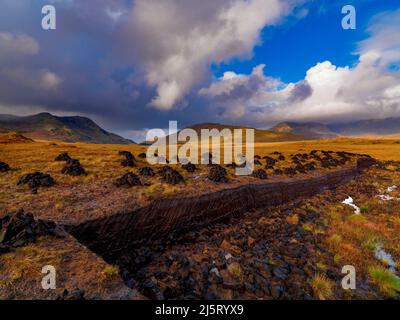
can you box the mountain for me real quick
[271,122,338,139]
[0,113,135,144]
[329,117,400,136]
[270,117,400,139]
[155,123,307,144]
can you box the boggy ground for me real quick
[1,138,400,299]
[116,164,400,300]
[0,139,370,224]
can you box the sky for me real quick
[0,0,399,141]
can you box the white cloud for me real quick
[200,9,400,125]
[357,9,400,68]
[124,0,301,110]
[0,32,39,60]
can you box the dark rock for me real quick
[121,158,135,167]
[294,164,306,173]
[264,156,278,166]
[119,151,136,167]
[54,152,71,162]
[0,210,64,247]
[182,162,196,173]
[140,278,164,300]
[357,157,378,172]
[115,172,142,187]
[304,163,316,171]
[283,168,297,176]
[62,159,86,176]
[320,157,338,168]
[57,288,85,300]
[159,166,184,185]
[0,161,11,172]
[208,165,228,183]
[270,285,284,299]
[18,172,55,189]
[119,151,134,160]
[138,166,155,177]
[252,169,268,180]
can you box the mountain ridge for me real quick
[270,117,400,139]
[0,112,135,144]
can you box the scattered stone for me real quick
[182,162,196,173]
[139,166,155,177]
[252,169,268,180]
[294,164,306,173]
[54,152,71,162]
[264,156,278,166]
[18,172,55,190]
[320,157,338,168]
[62,159,86,176]
[208,165,228,183]
[283,168,297,176]
[115,172,142,187]
[121,158,135,167]
[0,210,64,247]
[159,166,184,185]
[304,163,316,171]
[0,161,10,172]
[119,151,136,167]
[119,150,134,159]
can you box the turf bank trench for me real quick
[64,161,374,261]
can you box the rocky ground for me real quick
[112,164,400,300]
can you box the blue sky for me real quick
[216,0,400,83]
[0,0,399,141]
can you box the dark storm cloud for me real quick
[288,80,313,102]
[0,0,301,138]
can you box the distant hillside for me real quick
[0,132,34,144]
[271,117,400,139]
[271,122,338,139]
[0,113,135,144]
[329,117,400,136]
[156,123,307,144]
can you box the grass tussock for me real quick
[311,274,334,300]
[369,266,400,298]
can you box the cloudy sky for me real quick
[0,0,399,141]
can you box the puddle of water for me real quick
[374,243,397,273]
[387,186,397,193]
[342,196,361,214]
